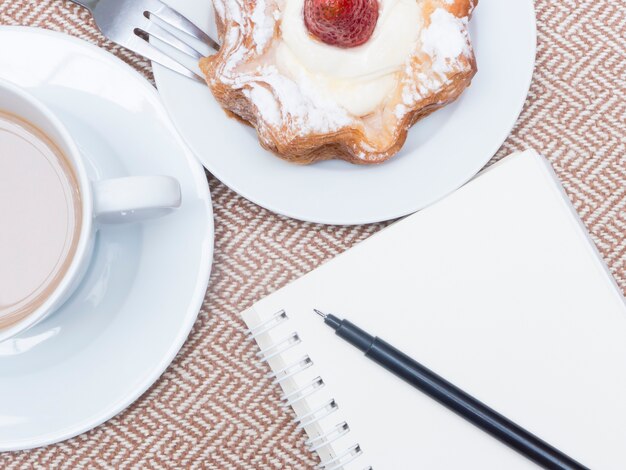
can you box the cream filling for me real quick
[276,0,422,116]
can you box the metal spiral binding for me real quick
[307,422,350,452]
[255,332,300,365]
[296,399,338,429]
[251,309,367,469]
[246,309,288,341]
[266,355,314,385]
[317,444,363,470]
[281,376,325,408]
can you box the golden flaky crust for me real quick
[201,0,478,164]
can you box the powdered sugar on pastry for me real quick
[212,0,353,136]
[421,8,470,76]
[250,0,275,53]
[202,0,477,163]
[249,66,353,134]
[396,7,472,118]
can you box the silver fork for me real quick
[68,0,219,81]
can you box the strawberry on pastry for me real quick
[304,0,379,48]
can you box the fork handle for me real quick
[68,0,99,12]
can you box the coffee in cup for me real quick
[0,111,83,329]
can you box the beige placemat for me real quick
[1,0,624,467]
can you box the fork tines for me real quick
[148,0,219,51]
[133,0,219,81]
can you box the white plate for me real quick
[0,27,214,451]
[154,0,536,225]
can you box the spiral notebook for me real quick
[242,150,626,469]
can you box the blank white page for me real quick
[243,150,626,469]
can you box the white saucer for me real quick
[0,27,214,451]
[153,0,536,225]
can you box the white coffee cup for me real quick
[0,79,182,342]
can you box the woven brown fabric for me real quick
[1,0,624,468]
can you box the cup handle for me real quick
[93,176,181,224]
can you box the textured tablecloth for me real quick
[1,0,624,467]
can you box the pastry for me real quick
[201,0,478,164]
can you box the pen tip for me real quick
[313,309,327,319]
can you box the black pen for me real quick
[313,309,589,470]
